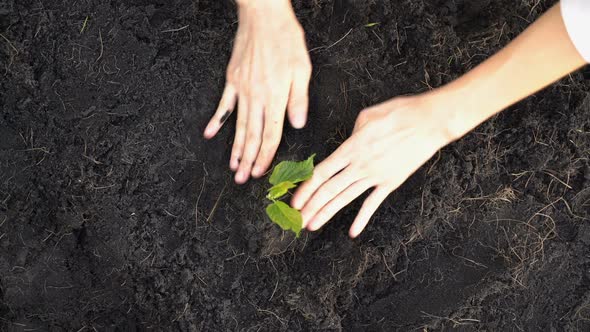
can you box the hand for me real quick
[203,0,312,184]
[291,94,455,238]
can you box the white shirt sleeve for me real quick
[561,0,590,63]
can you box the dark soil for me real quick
[1,0,590,330]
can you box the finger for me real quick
[287,64,311,129]
[235,102,263,184]
[230,95,248,171]
[349,186,391,238]
[204,84,238,139]
[306,179,372,232]
[291,144,351,210]
[300,167,364,227]
[252,95,288,178]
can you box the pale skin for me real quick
[203,0,311,184]
[205,1,587,238]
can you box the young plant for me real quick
[265,154,316,237]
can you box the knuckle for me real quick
[231,146,243,156]
[246,133,256,142]
[246,132,260,142]
[248,84,264,100]
[255,157,272,170]
[226,67,239,83]
[254,153,269,166]
[263,146,279,160]
[260,75,274,88]
[289,97,307,111]
[357,110,368,121]
[356,110,371,125]
[241,155,255,165]
[312,169,325,183]
[355,165,371,179]
[321,184,337,198]
[262,129,279,143]
[236,118,247,128]
[269,87,283,99]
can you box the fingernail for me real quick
[307,221,319,231]
[204,125,213,138]
[252,166,263,178]
[235,171,247,184]
[292,114,306,129]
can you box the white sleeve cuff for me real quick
[561,0,590,63]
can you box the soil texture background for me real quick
[1,0,590,330]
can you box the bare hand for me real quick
[291,95,455,238]
[204,0,312,184]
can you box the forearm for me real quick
[435,3,586,141]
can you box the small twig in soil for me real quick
[80,16,90,34]
[173,303,189,322]
[195,176,206,226]
[162,25,189,33]
[0,32,19,55]
[427,150,441,174]
[381,253,397,281]
[91,183,115,190]
[163,209,179,218]
[542,170,572,189]
[420,187,425,216]
[95,30,103,63]
[421,311,480,326]
[267,257,279,301]
[452,253,488,269]
[42,230,55,242]
[206,182,227,223]
[195,274,208,286]
[140,250,154,264]
[225,251,245,261]
[309,28,353,53]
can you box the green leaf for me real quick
[267,181,296,201]
[269,154,316,186]
[265,201,303,237]
[364,22,380,27]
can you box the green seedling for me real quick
[265,154,316,237]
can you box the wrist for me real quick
[418,88,467,145]
[236,0,291,10]
[236,0,300,29]
[425,75,500,144]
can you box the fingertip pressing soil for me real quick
[1,0,589,331]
